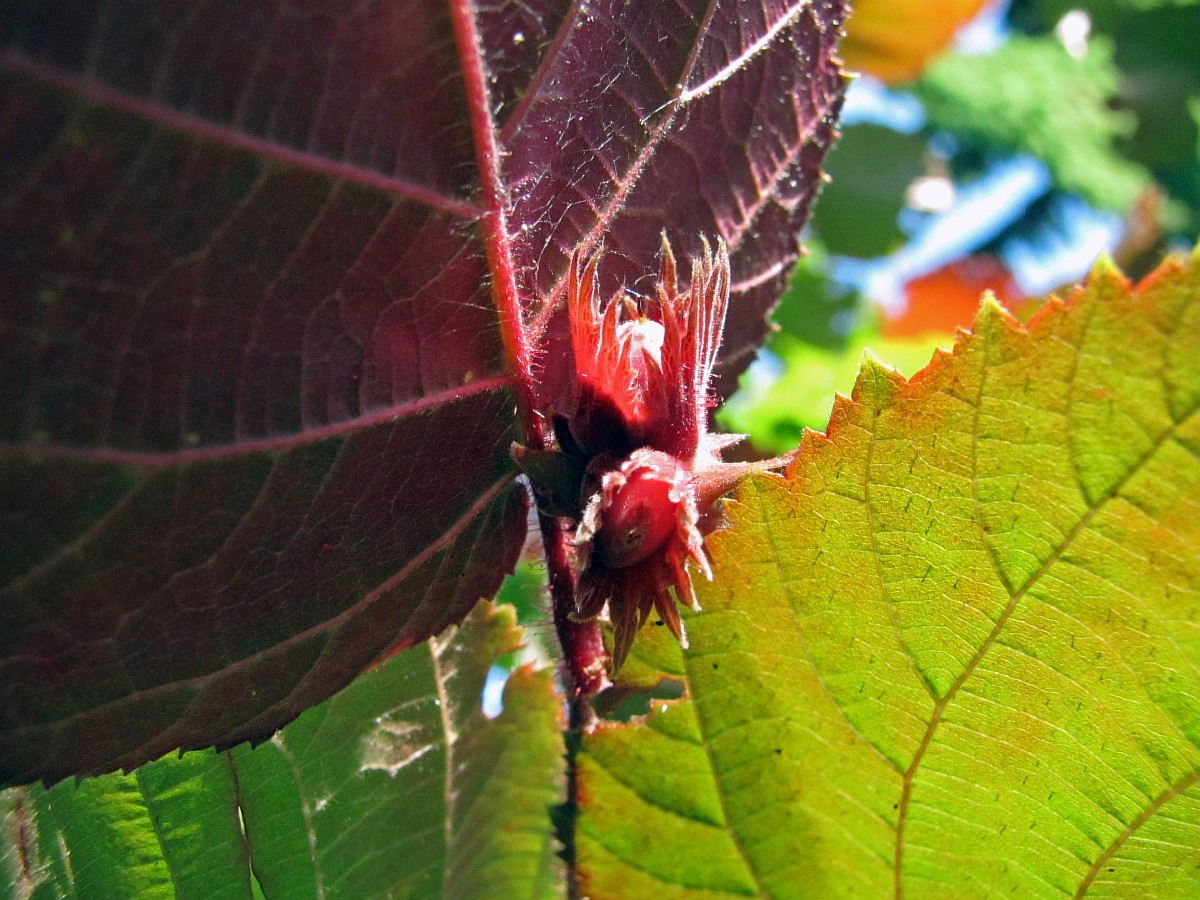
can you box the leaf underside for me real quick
[3,601,565,900]
[577,250,1200,898]
[0,0,846,783]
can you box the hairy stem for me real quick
[538,511,606,899]
[539,514,608,705]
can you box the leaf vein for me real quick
[0,51,484,218]
[894,327,1200,896]
[1075,766,1200,897]
[0,377,513,467]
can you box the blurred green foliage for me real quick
[1016,0,1200,231]
[917,36,1149,211]
[720,330,953,455]
[495,555,547,626]
[767,239,865,348]
[814,124,926,257]
[734,0,1200,456]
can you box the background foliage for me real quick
[4,0,1200,898]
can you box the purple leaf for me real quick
[0,0,845,784]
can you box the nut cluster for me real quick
[517,237,788,671]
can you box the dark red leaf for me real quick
[503,1,847,393]
[0,0,845,784]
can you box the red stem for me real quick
[539,514,609,706]
[539,513,604,900]
[448,1,604,710]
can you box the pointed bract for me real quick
[547,238,790,671]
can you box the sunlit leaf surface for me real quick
[578,250,1200,897]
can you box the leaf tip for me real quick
[1087,251,1131,292]
[973,291,1020,338]
[858,348,907,385]
[843,352,908,420]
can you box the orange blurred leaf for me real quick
[886,253,1023,338]
[842,0,989,83]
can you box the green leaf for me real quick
[720,333,954,456]
[2,602,564,899]
[812,125,926,259]
[768,253,863,352]
[917,36,1150,211]
[1031,0,1200,36]
[577,249,1200,897]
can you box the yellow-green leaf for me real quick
[578,249,1200,897]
